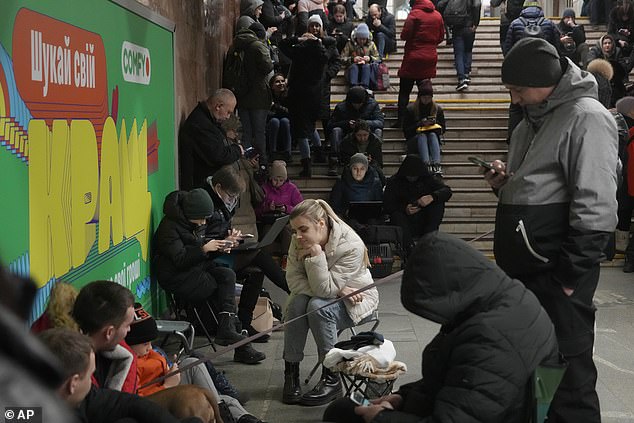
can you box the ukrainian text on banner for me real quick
[0,1,176,319]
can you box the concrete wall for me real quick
[134,0,238,126]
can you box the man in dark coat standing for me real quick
[324,231,559,423]
[179,89,244,191]
[486,38,618,423]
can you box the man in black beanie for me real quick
[483,37,618,423]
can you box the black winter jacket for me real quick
[179,102,242,190]
[153,191,210,291]
[503,7,558,55]
[372,231,559,423]
[328,91,384,135]
[340,132,383,168]
[280,35,339,133]
[203,186,235,240]
[383,155,452,215]
[232,28,274,110]
[365,7,397,53]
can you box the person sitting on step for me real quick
[327,87,384,176]
[402,79,445,175]
[383,155,452,256]
[255,160,304,265]
[330,153,383,225]
[340,120,385,185]
[282,199,379,407]
[341,23,379,89]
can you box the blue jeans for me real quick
[452,27,475,82]
[375,32,386,59]
[347,64,371,88]
[283,294,355,363]
[298,130,322,159]
[408,133,441,163]
[239,108,269,161]
[266,117,291,156]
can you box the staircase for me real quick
[289,17,608,254]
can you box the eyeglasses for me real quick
[220,187,240,201]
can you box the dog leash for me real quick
[139,269,404,390]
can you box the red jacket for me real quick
[398,0,445,80]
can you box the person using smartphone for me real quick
[383,154,452,256]
[323,231,559,423]
[153,187,266,365]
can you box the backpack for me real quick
[222,44,250,98]
[520,16,546,39]
[505,0,524,21]
[440,0,471,27]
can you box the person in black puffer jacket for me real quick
[383,154,452,254]
[502,1,558,56]
[324,231,560,423]
[153,188,265,364]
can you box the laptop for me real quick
[347,201,383,224]
[232,215,291,251]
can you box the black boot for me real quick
[299,158,312,177]
[282,361,302,404]
[299,366,342,406]
[313,146,327,163]
[234,343,266,364]
[624,256,634,273]
[327,157,338,176]
[214,312,246,346]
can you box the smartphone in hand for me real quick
[468,156,495,171]
[350,390,370,406]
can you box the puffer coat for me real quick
[371,231,559,423]
[397,0,445,80]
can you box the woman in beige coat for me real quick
[282,199,379,407]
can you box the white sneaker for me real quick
[456,81,468,91]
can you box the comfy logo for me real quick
[121,41,151,85]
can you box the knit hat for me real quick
[417,79,434,96]
[523,0,541,7]
[501,38,563,88]
[308,14,323,27]
[249,22,266,40]
[350,153,369,168]
[562,8,576,19]
[355,23,370,39]
[270,160,288,179]
[347,86,368,104]
[182,188,214,219]
[616,96,634,117]
[125,303,158,346]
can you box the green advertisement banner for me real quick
[0,0,176,320]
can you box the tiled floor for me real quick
[185,266,634,423]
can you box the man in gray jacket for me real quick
[484,38,618,423]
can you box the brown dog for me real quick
[148,384,222,423]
